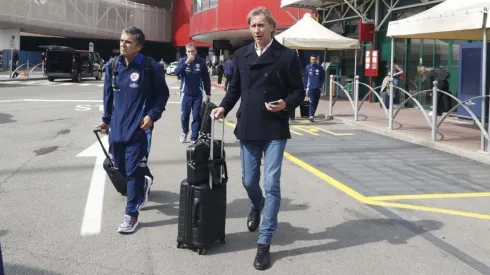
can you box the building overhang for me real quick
[191,28,289,47]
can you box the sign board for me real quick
[89,42,94,52]
[10,34,15,49]
[364,50,379,77]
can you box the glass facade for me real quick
[193,0,218,14]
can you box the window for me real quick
[193,0,217,14]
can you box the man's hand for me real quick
[206,94,211,102]
[140,115,153,130]
[265,99,287,112]
[95,122,109,134]
[185,55,195,64]
[211,107,225,119]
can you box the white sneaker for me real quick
[118,215,138,234]
[180,133,187,143]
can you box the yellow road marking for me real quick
[367,192,490,201]
[292,125,319,136]
[310,126,354,136]
[366,200,490,220]
[222,119,490,220]
[290,129,303,136]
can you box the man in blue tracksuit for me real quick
[174,43,211,143]
[303,54,325,122]
[97,27,170,234]
[223,57,234,91]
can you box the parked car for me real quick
[166,61,178,75]
[40,45,104,82]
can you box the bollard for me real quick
[431,80,438,141]
[354,75,359,121]
[327,75,334,120]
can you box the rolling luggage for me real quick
[299,100,309,117]
[199,99,218,136]
[186,136,226,186]
[177,117,227,255]
[94,129,127,196]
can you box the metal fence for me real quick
[328,75,490,154]
[0,0,172,42]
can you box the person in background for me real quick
[223,57,234,91]
[96,27,170,234]
[389,57,404,107]
[210,6,305,271]
[217,60,224,85]
[303,54,325,122]
[174,43,211,143]
[11,48,19,78]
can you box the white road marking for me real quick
[77,136,108,236]
[80,83,91,86]
[60,83,74,86]
[0,98,182,104]
[97,84,104,87]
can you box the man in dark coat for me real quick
[211,6,305,271]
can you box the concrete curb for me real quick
[0,77,47,82]
[334,116,490,166]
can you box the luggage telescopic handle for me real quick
[93,129,113,165]
[209,115,225,189]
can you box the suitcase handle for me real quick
[93,129,113,166]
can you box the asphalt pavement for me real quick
[1,76,490,274]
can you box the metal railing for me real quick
[327,75,490,153]
[9,61,43,79]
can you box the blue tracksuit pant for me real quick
[308,88,321,117]
[181,93,203,141]
[109,129,152,218]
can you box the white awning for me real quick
[275,13,359,50]
[280,0,340,9]
[387,0,490,40]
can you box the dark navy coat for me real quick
[219,38,306,141]
[102,53,170,143]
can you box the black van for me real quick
[40,45,104,82]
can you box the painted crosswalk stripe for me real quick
[80,83,91,86]
[60,83,74,86]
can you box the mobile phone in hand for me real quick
[269,100,280,105]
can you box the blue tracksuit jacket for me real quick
[102,53,170,143]
[223,59,233,75]
[174,56,211,97]
[303,63,325,90]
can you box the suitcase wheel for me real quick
[197,248,206,255]
[176,242,184,249]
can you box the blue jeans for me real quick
[109,129,152,218]
[240,139,287,245]
[308,88,321,117]
[181,93,203,141]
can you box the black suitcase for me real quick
[94,129,127,196]
[199,99,218,136]
[186,137,226,186]
[299,100,309,117]
[177,117,227,255]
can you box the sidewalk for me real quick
[317,96,490,164]
[0,70,46,81]
[209,75,490,165]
